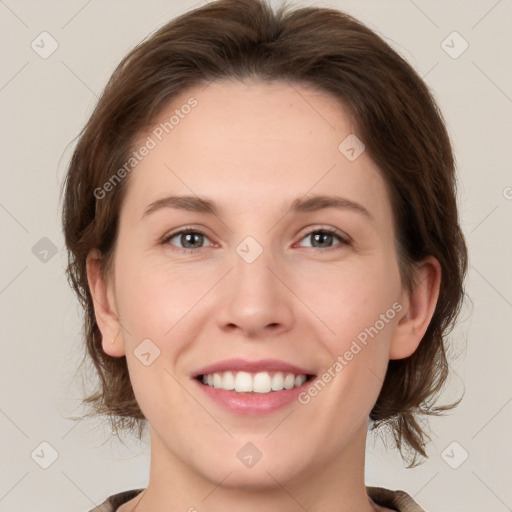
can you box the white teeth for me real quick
[271,372,284,391]
[200,371,308,393]
[284,373,295,389]
[235,371,253,392]
[253,372,272,393]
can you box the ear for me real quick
[389,256,442,360]
[86,249,126,357]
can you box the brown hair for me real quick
[61,0,467,467]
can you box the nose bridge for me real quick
[218,234,293,334]
[232,234,279,299]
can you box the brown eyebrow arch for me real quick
[142,195,218,218]
[290,195,373,220]
[141,194,373,221]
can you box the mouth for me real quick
[194,371,316,394]
[190,357,316,394]
[190,358,317,415]
[192,371,316,416]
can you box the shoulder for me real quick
[86,489,145,512]
[366,486,426,512]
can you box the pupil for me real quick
[314,232,332,247]
[184,233,202,248]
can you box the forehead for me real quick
[157,79,356,161]
[122,79,390,220]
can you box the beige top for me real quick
[87,486,426,512]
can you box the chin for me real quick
[194,450,310,491]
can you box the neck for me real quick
[133,425,378,512]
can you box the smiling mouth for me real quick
[195,370,316,394]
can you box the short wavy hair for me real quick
[61,0,467,467]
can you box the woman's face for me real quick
[96,79,417,488]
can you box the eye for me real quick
[161,226,350,253]
[162,228,213,251]
[296,227,350,250]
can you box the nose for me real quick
[216,242,295,338]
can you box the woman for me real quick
[62,0,467,510]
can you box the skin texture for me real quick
[87,79,441,512]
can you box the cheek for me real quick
[299,264,402,410]
[298,263,401,423]
[304,258,402,346]
[113,246,214,341]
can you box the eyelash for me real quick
[160,226,351,253]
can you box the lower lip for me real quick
[192,377,314,416]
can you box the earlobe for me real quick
[389,256,442,360]
[86,249,126,357]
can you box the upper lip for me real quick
[191,358,315,378]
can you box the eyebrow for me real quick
[141,194,373,221]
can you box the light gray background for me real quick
[0,1,511,511]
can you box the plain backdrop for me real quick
[0,1,511,511]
